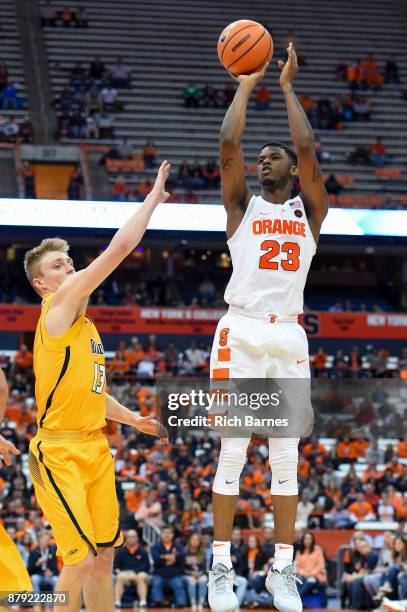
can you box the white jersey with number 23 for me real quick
[224,194,317,317]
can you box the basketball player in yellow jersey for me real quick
[0,369,32,595]
[23,161,170,612]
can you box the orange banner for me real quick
[0,305,406,339]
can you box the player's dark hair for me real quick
[260,141,297,165]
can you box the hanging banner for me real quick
[0,305,406,339]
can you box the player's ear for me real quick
[32,275,45,293]
[289,164,299,177]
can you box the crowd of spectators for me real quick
[54,57,131,140]
[182,83,237,109]
[40,3,89,28]
[1,344,407,607]
[300,92,374,130]
[110,158,220,203]
[346,138,389,168]
[336,56,400,90]
[0,114,34,143]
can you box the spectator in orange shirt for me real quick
[295,532,327,601]
[113,176,128,202]
[360,55,384,87]
[298,455,311,481]
[396,496,407,521]
[109,348,130,375]
[336,435,357,462]
[313,347,328,370]
[299,94,316,115]
[126,482,147,514]
[348,493,376,522]
[363,462,382,483]
[397,438,407,458]
[125,337,145,369]
[13,345,33,371]
[369,137,388,167]
[302,436,328,465]
[386,457,405,479]
[347,60,362,90]
[255,85,271,110]
[352,437,369,458]
[138,179,153,198]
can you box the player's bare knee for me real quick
[95,546,114,573]
[67,551,95,576]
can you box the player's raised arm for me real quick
[220,65,268,236]
[52,160,170,306]
[279,43,329,241]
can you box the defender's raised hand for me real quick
[278,42,299,89]
[151,160,171,203]
[0,434,20,467]
[229,61,269,89]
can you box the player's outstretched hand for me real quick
[0,434,20,467]
[134,415,169,445]
[151,160,171,203]
[278,42,299,88]
[229,61,269,88]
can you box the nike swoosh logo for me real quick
[297,359,307,364]
[213,544,226,547]
[225,479,238,484]
[278,479,290,484]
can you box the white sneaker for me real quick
[265,565,303,612]
[208,563,238,612]
[382,598,407,612]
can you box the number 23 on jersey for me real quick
[259,240,300,271]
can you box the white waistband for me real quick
[228,305,300,323]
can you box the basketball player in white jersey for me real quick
[208,43,328,612]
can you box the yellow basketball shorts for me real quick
[0,524,32,591]
[28,430,123,565]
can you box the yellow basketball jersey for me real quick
[34,293,106,431]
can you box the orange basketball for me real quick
[217,20,273,76]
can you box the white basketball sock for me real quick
[212,540,232,569]
[273,543,294,572]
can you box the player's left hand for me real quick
[134,415,169,444]
[0,434,20,467]
[151,160,171,203]
[278,42,299,88]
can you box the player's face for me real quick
[33,251,75,295]
[257,146,296,188]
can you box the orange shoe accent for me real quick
[217,348,231,362]
[212,368,230,380]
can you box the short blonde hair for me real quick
[24,237,69,291]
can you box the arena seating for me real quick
[0,1,29,198]
[40,0,407,206]
[0,0,28,114]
